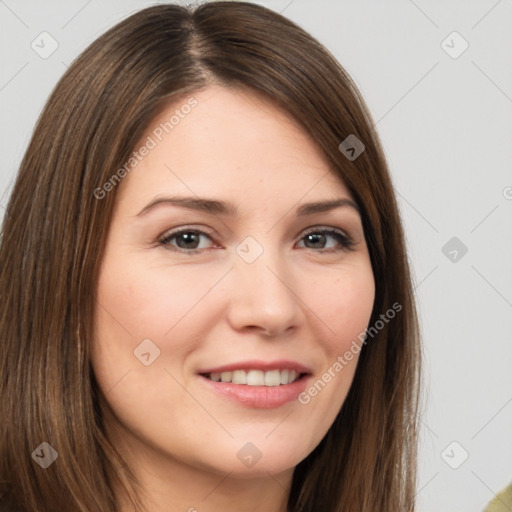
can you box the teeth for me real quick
[206,369,301,386]
[232,370,247,384]
[220,371,232,383]
[247,369,264,385]
[264,369,281,387]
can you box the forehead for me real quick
[115,84,352,210]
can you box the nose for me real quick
[226,245,303,337]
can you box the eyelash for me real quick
[158,227,356,255]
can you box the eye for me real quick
[159,228,215,254]
[297,228,355,253]
[158,227,355,254]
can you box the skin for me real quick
[91,84,375,512]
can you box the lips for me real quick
[198,360,311,386]
[196,360,313,408]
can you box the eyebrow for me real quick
[135,195,360,218]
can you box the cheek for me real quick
[93,250,223,349]
[95,261,192,338]
[294,262,374,419]
[90,254,215,440]
[313,262,375,352]
[91,250,229,394]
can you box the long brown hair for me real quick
[0,2,421,511]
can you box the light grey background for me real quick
[1,1,511,511]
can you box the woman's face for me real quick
[92,84,375,480]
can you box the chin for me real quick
[190,443,304,479]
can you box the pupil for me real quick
[307,233,324,248]
[178,232,199,249]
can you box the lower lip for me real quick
[198,374,311,409]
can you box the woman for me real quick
[0,2,421,511]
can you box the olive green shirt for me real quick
[484,482,512,512]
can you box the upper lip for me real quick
[198,359,312,375]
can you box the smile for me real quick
[203,369,302,386]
